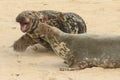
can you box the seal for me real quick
[13,10,87,52]
[31,23,120,71]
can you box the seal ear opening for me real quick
[40,34,45,38]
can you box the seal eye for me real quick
[28,12,32,15]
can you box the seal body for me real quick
[32,23,120,71]
[60,34,120,70]
[13,10,87,52]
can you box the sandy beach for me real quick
[0,0,120,80]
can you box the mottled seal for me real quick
[13,10,87,52]
[30,23,120,71]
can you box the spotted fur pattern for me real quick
[13,10,87,52]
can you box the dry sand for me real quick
[0,0,120,80]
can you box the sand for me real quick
[0,0,120,80]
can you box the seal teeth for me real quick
[40,34,45,38]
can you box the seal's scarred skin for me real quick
[13,10,87,52]
[31,23,120,71]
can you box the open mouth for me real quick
[20,22,29,32]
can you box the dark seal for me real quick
[13,10,87,52]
